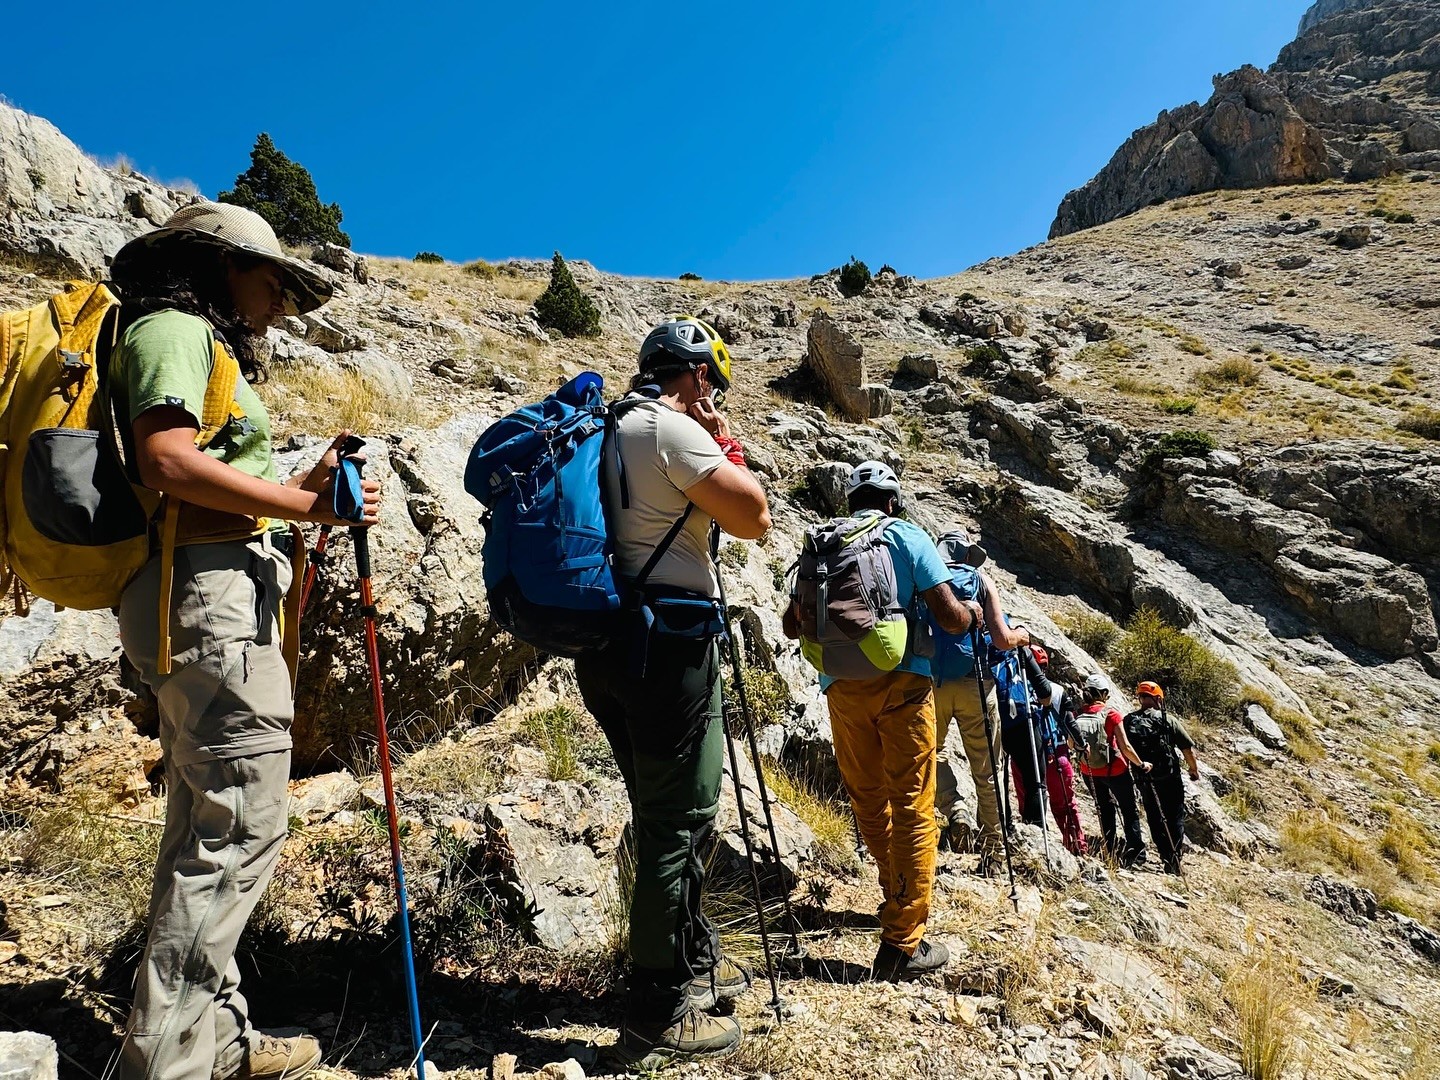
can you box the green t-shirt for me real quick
[111,309,279,487]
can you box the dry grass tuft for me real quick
[519,704,585,782]
[1398,406,1440,440]
[1197,356,1263,389]
[763,759,859,876]
[4,791,161,959]
[1225,944,1312,1080]
[263,363,435,433]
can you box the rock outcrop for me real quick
[1053,1,1440,234]
[0,102,189,275]
[803,313,893,420]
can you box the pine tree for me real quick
[218,133,350,247]
[533,251,601,338]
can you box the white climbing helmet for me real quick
[844,460,902,502]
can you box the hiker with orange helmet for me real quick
[1123,682,1200,875]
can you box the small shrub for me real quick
[1109,607,1239,723]
[732,665,790,730]
[1384,369,1418,390]
[520,704,583,781]
[1146,430,1218,463]
[533,251,602,338]
[1398,407,1440,440]
[679,271,702,281]
[26,167,45,189]
[1334,367,1356,379]
[1160,397,1198,415]
[1062,610,1122,660]
[1387,210,1417,224]
[462,259,497,278]
[838,256,872,297]
[965,341,1007,370]
[1246,342,1265,354]
[957,291,978,303]
[1278,211,1293,221]
[1197,357,1263,388]
[414,251,444,264]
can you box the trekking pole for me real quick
[341,457,427,1080]
[718,692,784,1021]
[716,565,803,959]
[972,627,1019,913]
[299,435,365,619]
[1016,659,1053,866]
[298,525,332,618]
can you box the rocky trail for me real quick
[6,2,1440,1078]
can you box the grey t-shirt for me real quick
[605,397,725,597]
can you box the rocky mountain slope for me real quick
[1052,0,1440,236]
[5,9,1440,1075]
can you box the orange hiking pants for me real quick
[825,671,938,954]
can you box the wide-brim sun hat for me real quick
[937,526,988,568]
[111,201,334,316]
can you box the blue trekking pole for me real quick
[337,447,428,1079]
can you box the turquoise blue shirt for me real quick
[819,518,952,690]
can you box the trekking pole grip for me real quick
[352,526,372,579]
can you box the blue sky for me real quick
[5,1,1311,280]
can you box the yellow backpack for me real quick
[0,282,271,672]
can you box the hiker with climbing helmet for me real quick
[782,464,983,981]
[1124,682,1200,875]
[999,630,1057,830]
[109,202,381,1080]
[1029,647,1088,856]
[573,317,769,1067]
[1073,673,1149,867]
[928,528,1032,862]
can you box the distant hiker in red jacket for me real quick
[1073,674,1149,867]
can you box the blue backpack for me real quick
[992,646,1060,756]
[465,373,692,658]
[928,564,983,683]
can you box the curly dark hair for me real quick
[109,239,268,382]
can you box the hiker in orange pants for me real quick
[783,462,981,980]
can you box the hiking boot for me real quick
[687,955,752,1010]
[617,1006,743,1068]
[871,938,950,982]
[221,1034,322,1080]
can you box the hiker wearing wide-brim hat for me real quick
[927,526,1032,863]
[110,202,379,1080]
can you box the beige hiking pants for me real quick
[933,677,1004,849]
[118,537,295,1080]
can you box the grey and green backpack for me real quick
[791,511,909,679]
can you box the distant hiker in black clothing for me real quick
[1073,674,1150,867]
[1123,681,1200,876]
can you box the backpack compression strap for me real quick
[155,336,267,675]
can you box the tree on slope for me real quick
[533,251,601,338]
[219,133,350,247]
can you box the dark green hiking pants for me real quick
[575,634,724,1023]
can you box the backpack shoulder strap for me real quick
[631,504,694,592]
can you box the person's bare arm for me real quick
[980,569,1030,651]
[685,462,771,540]
[922,581,982,636]
[133,407,379,527]
[782,598,801,640]
[1182,747,1199,780]
[1112,717,1150,771]
[286,430,359,493]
